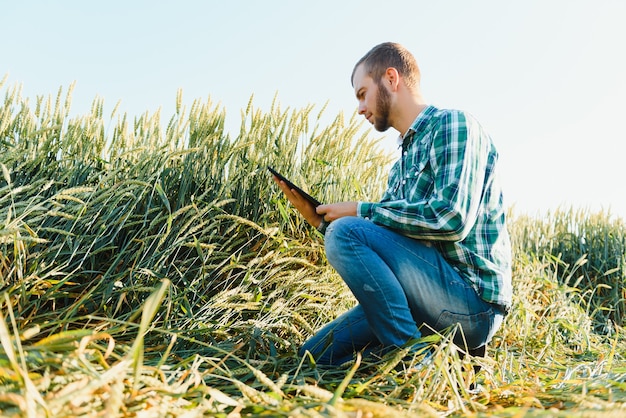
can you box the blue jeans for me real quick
[299,216,504,366]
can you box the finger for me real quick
[276,179,297,197]
[315,206,329,222]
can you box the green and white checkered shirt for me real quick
[358,105,512,309]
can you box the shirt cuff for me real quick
[357,201,374,219]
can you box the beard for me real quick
[373,80,392,132]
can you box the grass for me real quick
[1,78,625,417]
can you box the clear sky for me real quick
[2,0,625,219]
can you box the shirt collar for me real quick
[399,105,438,147]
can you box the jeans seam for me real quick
[346,229,410,344]
[359,225,440,270]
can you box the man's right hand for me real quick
[316,202,358,222]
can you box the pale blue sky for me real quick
[3,0,625,219]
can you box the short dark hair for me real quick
[351,42,420,89]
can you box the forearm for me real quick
[357,199,475,241]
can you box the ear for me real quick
[384,67,400,91]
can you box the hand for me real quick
[316,202,358,222]
[272,175,324,227]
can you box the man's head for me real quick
[351,42,421,132]
[351,42,421,90]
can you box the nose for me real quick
[357,101,366,115]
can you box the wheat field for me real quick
[1,78,625,417]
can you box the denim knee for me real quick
[324,217,367,255]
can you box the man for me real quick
[273,42,512,366]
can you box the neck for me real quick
[393,97,428,136]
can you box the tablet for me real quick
[267,166,322,207]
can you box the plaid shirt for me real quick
[358,105,512,308]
